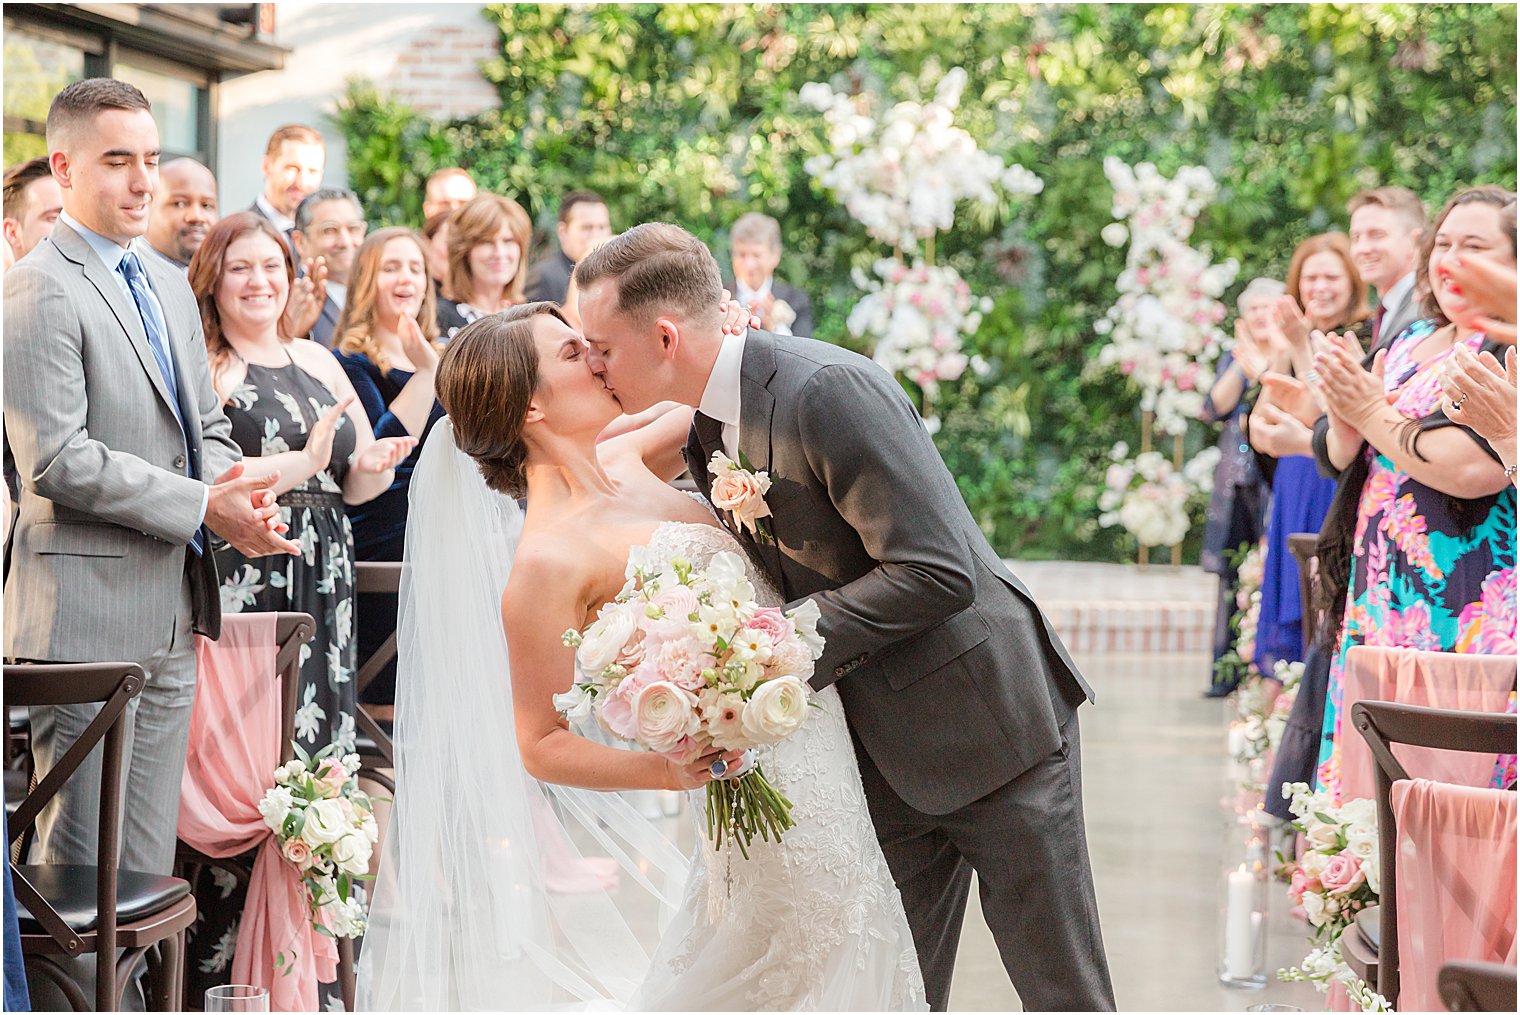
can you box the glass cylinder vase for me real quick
[1218,811,1271,988]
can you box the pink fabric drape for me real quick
[1338,647,1516,802]
[178,613,337,1012]
[1391,778,1517,1012]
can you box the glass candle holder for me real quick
[1218,810,1271,988]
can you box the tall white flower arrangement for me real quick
[1094,159,1238,555]
[801,68,1040,422]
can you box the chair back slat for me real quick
[1352,699,1519,1006]
[272,613,317,764]
[354,562,402,768]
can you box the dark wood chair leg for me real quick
[25,953,91,1011]
[338,935,357,1011]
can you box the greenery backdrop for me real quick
[333,2,1517,561]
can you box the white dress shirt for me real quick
[736,275,793,335]
[254,192,296,235]
[698,330,747,461]
[1381,271,1415,317]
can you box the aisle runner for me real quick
[1004,560,1217,655]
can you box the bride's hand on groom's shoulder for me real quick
[718,291,761,335]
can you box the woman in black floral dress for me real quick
[183,213,414,993]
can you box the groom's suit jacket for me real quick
[684,329,1094,816]
[3,221,241,662]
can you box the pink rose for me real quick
[708,455,772,537]
[745,608,794,646]
[1288,866,1309,902]
[282,837,315,871]
[318,763,349,796]
[1320,851,1366,896]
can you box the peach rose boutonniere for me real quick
[709,450,774,543]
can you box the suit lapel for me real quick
[738,330,785,585]
[55,225,181,422]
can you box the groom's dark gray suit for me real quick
[684,329,1115,1011]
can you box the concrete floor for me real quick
[944,651,1323,1012]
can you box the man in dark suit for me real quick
[578,223,1114,1012]
[247,123,325,253]
[725,211,813,337]
[1348,186,1426,349]
[4,74,298,914]
[292,187,366,346]
[524,189,611,305]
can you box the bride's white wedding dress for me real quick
[631,517,925,1011]
[357,425,925,1012]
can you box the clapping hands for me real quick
[282,256,330,339]
[354,436,419,474]
[1441,344,1518,442]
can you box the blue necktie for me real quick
[120,250,203,555]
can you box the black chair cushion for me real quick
[13,864,191,933]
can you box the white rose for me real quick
[1302,890,1329,928]
[632,681,701,753]
[1363,856,1380,895]
[301,798,350,846]
[258,787,294,834]
[740,676,809,745]
[577,606,640,675]
[1300,851,1332,880]
[1305,822,1340,849]
[331,831,373,876]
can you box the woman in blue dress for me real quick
[1248,233,1372,675]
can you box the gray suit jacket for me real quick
[684,330,1093,815]
[3,222,241,661]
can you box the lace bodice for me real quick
[632,511,926,1011]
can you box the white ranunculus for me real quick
[331,831,373,876]
[301,798,350,846]
[577,605,640,675]
[258,787,294,833]
[740,676,809,745]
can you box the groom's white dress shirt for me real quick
[699,329,746,461]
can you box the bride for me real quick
[356,302,925,1011]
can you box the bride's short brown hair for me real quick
[437,302,566,496]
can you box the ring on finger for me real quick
[1450,392,1468,411]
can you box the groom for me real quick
[577,224,1115,1011]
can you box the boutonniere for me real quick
[708,450,774,543]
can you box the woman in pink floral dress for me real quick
[1313,187,1517,799]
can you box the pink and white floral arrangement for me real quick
[1097,443,1219,548]
[257,746,378,939]
[1276,783,1383,997]
[847,259,993,405]
[558,547,824,855]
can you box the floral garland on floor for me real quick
[1214,540,1267,689]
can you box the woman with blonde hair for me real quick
[436,192,532,339]
[334,226,448,705]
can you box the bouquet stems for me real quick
[705,765,794,859]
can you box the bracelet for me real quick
[1505,463,1517,481]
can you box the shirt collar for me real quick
[1382,271,1416,312]
[59,210,135,272]
[735,277,773,304]
[255,192,295,232]
[698,329,746,428]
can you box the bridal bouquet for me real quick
[257,745,378,939]
[559,547,824,856]
[1276,783,1381,995]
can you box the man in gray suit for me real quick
[4,79,299,885]
[577,224,1114,1011]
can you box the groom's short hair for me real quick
[573,222,722,322]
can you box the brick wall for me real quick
[389,23,499,121]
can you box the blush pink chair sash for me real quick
[178,613,337,1011]
[1339,647,1516,802]
[1391,778,1517,1012]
